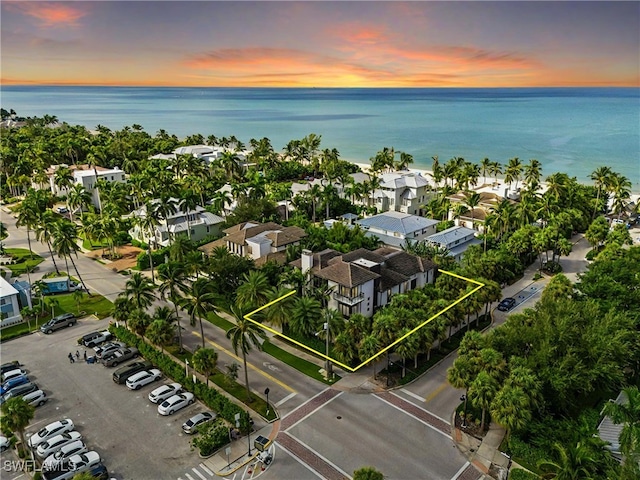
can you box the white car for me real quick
[148,383,182,404]
[36,431,82,458]
[0,435,8,452]
[68,451,101,471]
[42,440,87,471]
[125,369,162,390]
[158,392,194,415]
[23,389,47,407]
[2,368,27,383]
[28,419,74,448]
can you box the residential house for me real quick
[425,226,482,262]
[291,247,436,318]
[129,201,225,247]
[356,211,439,248]
[597,390,627,462]
[199,221,307,265]
[45,164,126,210]
[446,191,507,231]
[372,171,432,215]
[0,276,23,329]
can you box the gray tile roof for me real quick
[598,391,627,455]
[357,211,438,235]
[427,226,476,247]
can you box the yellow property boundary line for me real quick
[245,270,484,373]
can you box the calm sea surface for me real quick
[2,86,639,188]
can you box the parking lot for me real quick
[1,318,204,479]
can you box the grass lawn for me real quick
[2,248,44,275]
[80,233,110,251]
[0,292,113,342]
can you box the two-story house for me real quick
[291,247,437,318]
[425,226,482,262]
[372,171,432,215]
[200,221,307,265]
[356,211,439,248]
[45,164,126,210]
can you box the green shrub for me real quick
[192,420,231,456]
[510,469,539,480]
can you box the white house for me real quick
[46,164,126,210]
[372,171,432,215]
[356,211,439,248]
[291,247,437,318]
[426,226,482,262]
[129,201,225,247]
[0,276,23,329]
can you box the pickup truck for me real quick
[79,331,113,348]
[101,348,139,368]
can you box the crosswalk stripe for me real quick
[275,391,297,407]
[199,463,214,476]
[192,467,207,480]
[184,474,195,480]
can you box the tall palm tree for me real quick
[290,296,322,337]
[192,347,218,387]
[463,192,481,229]
[226,305,267,401]
[608,173,631,220]
[236,271,271,311]
[504,157,523,190]
[33,210,61,274]
[468,370,498,431]
[157,262,187,352]
[67,184,91,221]
[53,166,74,196]
[124,272,156,311]
[180,278,217,350]
[52,220,89,294]
[490,384,532,442]
[523,158,542,192]
[479,158,492,185]
[263,286,294,331]
[135,203,161,282]
[146,318,175,353]
[153,196,179,246]
[179,188,200,240]
[589,166,613,219]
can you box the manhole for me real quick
[336,416,342,420]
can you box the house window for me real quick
[339,286,358,298]
[410,279,417,290]
[206,226,210,233]
[111,176,114,181]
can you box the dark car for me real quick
[40,313,76,334]
[0,361,22,376]
[112,360,152,384]
[85,463,109,480]
[0,382,38,405]
[497,297,516,312]
[0,375,30,395]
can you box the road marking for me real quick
[374,394,451,439]
[422,382,450,403]
[199,463,213,476]
[192,467,207,480]
[401,389,451,425]
[184,473,195,480]
[276,438,340,479]
[452,461,470,480]
[292,435,351,478]
[285,390,343,432]
[192,332,295,393]
[275,391,297,407]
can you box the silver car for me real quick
[23,389,47,407]
[148,383,182,404]
[182,411,216,434]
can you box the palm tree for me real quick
[124,272,156,310]
[129,308,152,337]
[537,442,601,480]
[504,157,523,190]
[608,173,631,220]
[490,384,532,442]
[479,158,492,185]
[468,371,498,431]
[157,262,187,352]
[33,210,61,274]
[263,286,294,331]
[316,308,345,378]
[523,158,542,192]
[180,278,217,350]
[290,296,322,337]
[353,466,385,480]
[463,192,481,229]
[192,347,218,387]
[358,334,381,379]
[153,196,179,246]
[113,295,133,327]
[0,397,35,453]
[235,271,271,311]
[52,220,89,293]
[226,305,267,401]
[53,166,74,196]
[146,318,175,352]
[135,203,161,282]
[589,166,612,218]
[67,184,91,221]
[179,189,200,240]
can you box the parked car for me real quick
[0,435,8,452]
[182,411,216,434]
[23,389,48,407]
[28,419,75,448]
[79,330,113,348]
[497,297,516,312]
[56,207,69,214]
[101,347,139,367]
[0,361,22,376]
[42,440,87,471]
[68,451,101,471]
[1,375,30,395]
[125,369,162,390]
[158,392,194,415]
[40,313,76,334]
[0,382,38,405]
[148,383,182,404]
[36,431,82,458]
[2,368,27,383]
[112,360,152,384]
[84,463,109,480]
[93,341,125,359]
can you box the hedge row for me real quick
[109,325,251,429]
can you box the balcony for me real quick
[332,291,365,306]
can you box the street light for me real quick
[264,387,270,417]
[185,359,189,378]
[315,322,331,381]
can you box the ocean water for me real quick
[2,86,639,188]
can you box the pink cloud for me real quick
[5,1,87,27]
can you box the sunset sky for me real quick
[2,1,638,87]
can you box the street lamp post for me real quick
[185,359,189,378]
[264,387,270,417]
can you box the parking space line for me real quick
[199,463,213,476]
[192,332,295,393]
[275,391,297,407]
[192,467,207,480]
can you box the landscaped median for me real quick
[108,325,270,455]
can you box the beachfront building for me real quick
[129,201,225,247]
[290,247,437,318]
[371,171,431,215]
[44,164,126,210]
[199,221,307,265]
[446,191,505,231]
[356,211,439,248]
[0,276,23,329]
[425,226,482,262]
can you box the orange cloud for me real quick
[5,1,87,27]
